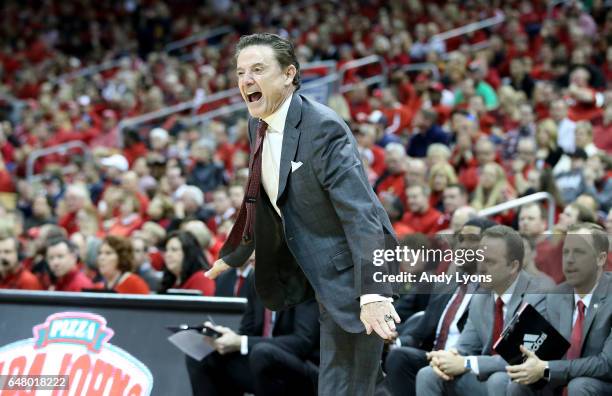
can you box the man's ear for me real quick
[285,65,297,86]
[510,259,521,274]
[596,251,607,269]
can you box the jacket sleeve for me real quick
[311,117,395,296]
[548,328,612,387]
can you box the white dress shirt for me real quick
[259,94,387,307]
[572,283,596,326]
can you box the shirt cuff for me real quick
[240,336,248,355]
[395,338,402,347]
[360,294,393,307]
[467,356,480,375]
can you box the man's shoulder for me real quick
[298,94,348,128]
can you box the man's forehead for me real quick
[565,231,594,248]
[236,45,275,68]
[480,236,505,250]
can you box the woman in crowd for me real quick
[428,162,458,211]
[471,162,516,210]
[97,235,150,294]
[535,118,564,169]
[105,192,144,237]
[160,230,215,296]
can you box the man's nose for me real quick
[242,73,255,85]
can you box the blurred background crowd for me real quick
[0,0,610,295]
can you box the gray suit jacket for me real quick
[220,93,398,333]
[544,272,612,387]
[457,271,547,380]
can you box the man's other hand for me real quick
[205,259,231,279]
[209,325,241,355]
[360,301,400,340]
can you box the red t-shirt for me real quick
[179,271,216,296]
[58,211,79,236]
[535,238,564,284]
[115,273,150,295]
[0,267,43,290]
[53,267,94,292]
[376,172,407,208]
[593,122,612,152]
[370,145,386,177]
[400,207,443,235]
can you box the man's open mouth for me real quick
[247,92,262,102]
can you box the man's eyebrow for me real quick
[237,62,265,71]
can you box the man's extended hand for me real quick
[360,301,400,340]
[506,345,547,385]
[205,259,231,279]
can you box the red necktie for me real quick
[434,285,467,350]
[567,300,586,359]
[225,120,268,248]
[562,301,586,396]
[491,297,504,355]
[262,308,274,337]
[234,274,245,297]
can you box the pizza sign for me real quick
[0,312,153,395]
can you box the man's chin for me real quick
[246,102,265,118]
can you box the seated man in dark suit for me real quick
[214,257,253,298]
[506,222,612,395]
[416,225,547,396]
[385,217,496,396]
[185,272,319,396]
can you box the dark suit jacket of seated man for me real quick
[186,276,320,396]
[212,33,401,396]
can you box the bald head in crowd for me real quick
[405,158,427,186]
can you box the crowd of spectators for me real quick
[0,0,611,299]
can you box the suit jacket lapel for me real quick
[277,94,302,204]
[483,293,495,351]
[559,293,574,340]
[506,271,528,322]
[581,275,610,350]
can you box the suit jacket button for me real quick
[288,236,294,241]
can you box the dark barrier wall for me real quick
[0,290,246,396]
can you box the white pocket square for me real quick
[291,161,303,172]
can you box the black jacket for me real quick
[239,278,320,364]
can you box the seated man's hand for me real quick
[506,345,547,385]
[426,349,467,380]
[205,323,241,355]
[360,301,400,340]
